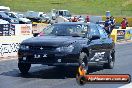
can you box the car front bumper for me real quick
[18,51,80,65]
[18,50,108,66]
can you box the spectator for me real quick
[110,16,116,32]
[104,17,111,35]
[85,16,90,23]
[121,18,128,29]
[72,16,78,22]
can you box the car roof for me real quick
[54,22,96,26]
[54,22,88,25]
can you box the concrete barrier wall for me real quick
[0,24,33,57]
[111,27,132,43]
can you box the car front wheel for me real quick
[103,51,115,69]
[18,63,31,74]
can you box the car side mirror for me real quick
[89,35,100,41]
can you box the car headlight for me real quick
[19,45,29,50]
[56,45,74,52]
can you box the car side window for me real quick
[90,24,100,36]
[98,25,108,38]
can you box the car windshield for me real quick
[42,24,88,37]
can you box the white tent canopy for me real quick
[0,6,10,12]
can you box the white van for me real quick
[0,6,10,12]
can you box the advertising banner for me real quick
[117,30,126,40]
[0,24,10,36]
[20,24,32,35]
[0,24,32,36]
[10,24,16,35]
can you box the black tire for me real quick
[103,51,115,69]
[79,52,88,73]
[18,63,31,74]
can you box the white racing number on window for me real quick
[90,52,105,61]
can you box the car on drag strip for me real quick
[7,12,31,24]
[18,22,115,74]
[0,11,19,24]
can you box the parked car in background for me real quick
[47,9,72,21]
[25,11,51,23]
[7,12,31,24]
[0,6,10,12]
[0,11,19,24]
[0,19,9,24]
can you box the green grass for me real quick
[0,0,132,16]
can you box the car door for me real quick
[97,25,114,59]
[98,25,114,51]
[88,23,104,62]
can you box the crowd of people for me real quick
[68,15,129,36]
[68,16,90,23]
[104,16,129,35]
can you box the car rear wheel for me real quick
[103,51,115,69]
[18,63,31,74]
[79,52,88,73]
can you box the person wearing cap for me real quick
[110,16,116,33]
[104,17,111,35]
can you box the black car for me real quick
[18,22,115,74]
[0,11,19,24]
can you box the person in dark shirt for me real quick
[104,17,111,35]
[110,16,116,33]
[85,16,90,23]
